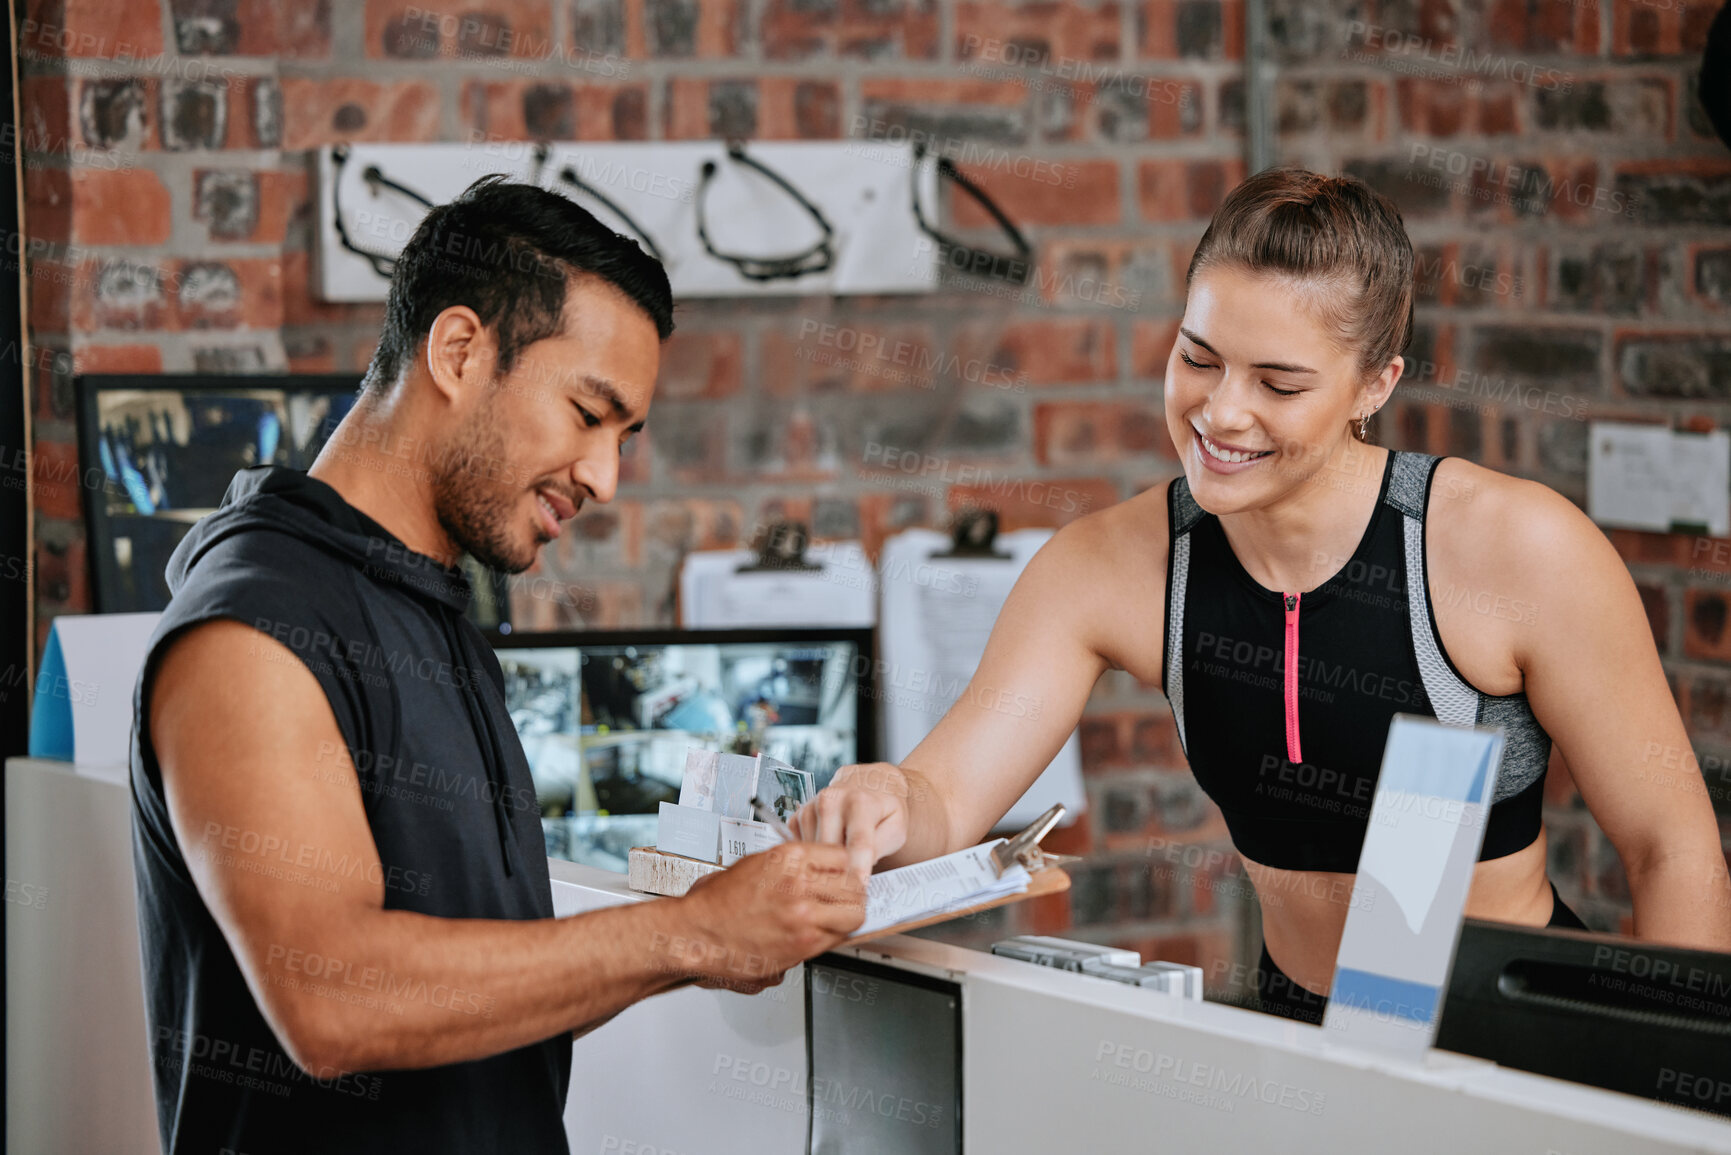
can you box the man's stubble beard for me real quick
[431,388,540,576]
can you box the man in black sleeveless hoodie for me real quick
[131,177,864,1155]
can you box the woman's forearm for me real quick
[1626,849,1731,951]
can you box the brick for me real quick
[1136,157,1242,221]
[1614,0,1709,56]
[854,397,1023,479]
[644,0,743,56]
[30,0,167,57]
[1131,317,1179,378]
[1081,715,1128,769]
[72,259,167,331]
[179,257,284,330]
[70,167,169,245]
[1533,77,1673,136]
[190,168,306,247]
[755,78,842,139]
[950,158,1120,227]
[284,333,337,373]
[707,79,756,138]
[1617,333,1731,399]
[760,0,939,61]
[460,80,646,140]
[1486,0,1596,53]
[34,534,89,612]
[1694,246,1731,310]
[159,77,232,150]
[76,77,154,152]
[1680,671,1731,747]
[1685,587,1731,661]
[1035,400,1172,466]
[658,331,742,400]
[645,498,742,555]
[857,78,1028,145]
[31,438,84,521]
[28,259,73,334]
[1469,325,1601,394]
[278,78,441,150]
[23,166,72,245]
[1616,158,1731,227]
[169,0,333,55]
[572,0,629,57]
[617,430,652,487]
[542,500,644,571]
[281,252,385,328]
[946,475,1117,529]
[953,0,1122,66]
[957,317,1116,386]
[1395,78,1526,137]
[1278,77,1379,137]
[71,343,162,375]
[765,321,945,395]
[1628,581,1671,655]
[1545,242,1644,316]
[18,75,73,160]
[365,0,558,60]
[648,407,731,484]
[1343,156,1453,219]
[1130,711,1181,764]
[27,345,73,423]
[1034,239,1167,310]
[1140,0,1244,59]
[1605,527,1688,568]
[243,77,283,148]
[856,492,928,558]
[1101,772,1226,850]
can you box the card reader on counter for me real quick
[991,935,1203,999]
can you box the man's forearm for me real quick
[262,895,715,1073]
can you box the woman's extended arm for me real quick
[1474,470,1731,950]
[791,491,1169,877]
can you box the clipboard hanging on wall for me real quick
[679,520,876,628]
[877,512,1086,830]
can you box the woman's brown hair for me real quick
[1184,167,1415,442]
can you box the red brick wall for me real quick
[18,0,1729,995]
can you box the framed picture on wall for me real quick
[74,373,511,629]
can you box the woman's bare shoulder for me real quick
[1033,478,1176,680]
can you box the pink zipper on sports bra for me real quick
[1283,591,1302,764]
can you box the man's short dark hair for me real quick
[361,175,675,394]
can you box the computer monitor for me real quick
[1435,918,1731,1118]
[488,627,876,872]
[74,373,511,628]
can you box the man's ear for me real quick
[423,306,496,406]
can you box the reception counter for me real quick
[9,756,1731,1154]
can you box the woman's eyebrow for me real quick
[1179,327,1318,374]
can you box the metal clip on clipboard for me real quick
[989,803,1079,877]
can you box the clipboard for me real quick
[847,802,1078,942]
[846,862,1070,943]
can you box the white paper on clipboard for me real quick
[679,543,877,628]
[877,528,1085,831]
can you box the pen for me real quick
[750,795,799,843]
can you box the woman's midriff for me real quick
[1242,828,1555,995]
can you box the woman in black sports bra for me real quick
[792,167,1731,1022]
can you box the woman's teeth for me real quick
[1199,432,1272,464]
